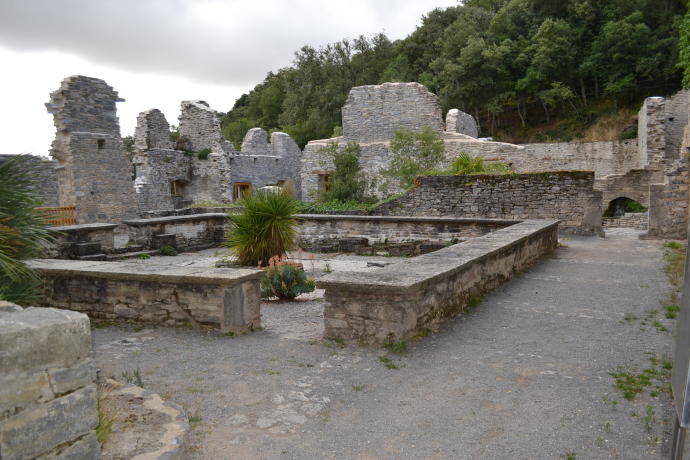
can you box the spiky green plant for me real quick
[0,156,53,304]
[224,189,299,266]
[260,256,316,300]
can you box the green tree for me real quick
[680,1,690,88]
[0,156,53,304]
[319,142,369,203]
[386,127,445,188]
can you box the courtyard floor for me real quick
[93,229,677,459]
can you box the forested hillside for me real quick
[221,0,687,148]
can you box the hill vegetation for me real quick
[222,0,687,148]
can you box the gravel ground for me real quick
[93,229,678,459]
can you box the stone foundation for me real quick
[319,220,558,344]
[602,213,648,230]
[0,302,100,459]
[31,259,262,333]
[124,213,227,251]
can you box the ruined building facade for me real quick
[46,76,138,224]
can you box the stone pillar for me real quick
[445,109,479,137]
[134,109,173,151]
[46,75,139,224]
[638,96,666,168]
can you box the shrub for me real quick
[318,141,370,203]
[159,245,177,256]
[0,156,53,304]
[224,188,299,266]
[195,148,211,160]
[260,256,316,300]
[386,126,445,188]
[445,153,511,175]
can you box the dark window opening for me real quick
[234,182,252,201]
[318,174,331,193]
[97,139,105,149]
[170,180,186,197]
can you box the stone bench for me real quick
[29,259,262,333]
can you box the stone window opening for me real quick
[276,180,286,187]
[603,197,647,217]
[97,139,105,149]
[234,182,252,201]
[170,180,186,197]
[318,174,331,193]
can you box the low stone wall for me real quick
[296,215,515,247]
[602,213,648,230]
[319,219,559,344]
[30,259,262,333]
[0,302,100,459]
[125,213,227,251]
[376,172,602,235]
[47,222,118,258]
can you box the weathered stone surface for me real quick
[125,213,228,251]
[48,358,96,396]
[376,172,603,236]
[0,371,54,420]
[46,75,138,224]
[342,82,444,143]
[39,431,100,460]
[0,307,91,375]
[445,108,479,137]
[179,100,228,153]
[134,108,174,151]
[31,259,262,333]
[0,385,98,459]
[319,219,559,344]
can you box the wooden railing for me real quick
[35,206,77,226]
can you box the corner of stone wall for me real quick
[0,302,100,459]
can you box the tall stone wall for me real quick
[179,100,233,153]
[46,75,138,223]
[186,153,233,204]
[134,109,173,151]
[376,172,603,235]
[0,302,100,459]
[663,90,690,160]
[133,149,191,211]
[638,96,666,168]
[0,154,58,207]
[342,82,444,143]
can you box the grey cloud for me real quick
[0,0,454,86]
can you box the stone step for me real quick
[106,250,159,261]
[72,242,102,257]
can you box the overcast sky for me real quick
[0,0,457,157]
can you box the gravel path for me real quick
[93,229,677,459]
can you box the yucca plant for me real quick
[0,156,53,304]
[260,256,316,300]
[224,188,299,266]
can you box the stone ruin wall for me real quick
[178,100,234,154]
[46,75,138,224]
[376,172,603,236]
[230,128,303,199]
[342,82,444,143]
[0,154,58,207]
[0,303,100,459]
[446,108,479,137]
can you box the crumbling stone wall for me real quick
[342,82,444,143]
[445,109,479,137]
[595,169,661,212]
[662,90,690,160]
[639,96,666,168]
[0,302,100,459]
[231,128,303,199]
[602,213,648,230]
[179,100,234,153]
[376,172,603,235]
[185,154,233,204]
[0,154,58,206]
[134,109,173,151]
[133,149,191,211]
[46,75,138,223]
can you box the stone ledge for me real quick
[318,219,559,292]
[123,213,228,226]
[28,259,262,286]
[296,214,518,225]
[50,222,119,232]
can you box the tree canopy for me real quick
[222,0,686,147]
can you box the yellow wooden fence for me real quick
[35,206,77,225]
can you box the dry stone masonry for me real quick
[445,109,479,137]
[46,75,138,224]
[376,172,603,236]
[179,100,233,154]
[0,302,100,459]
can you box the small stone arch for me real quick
[603,197,647,217]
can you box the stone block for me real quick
[0,385,98,459]
[38,431,101,460]
[0,371,54,419]
[48,359,96,396]
[0,308,91,375]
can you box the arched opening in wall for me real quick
[603,197,647,217]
